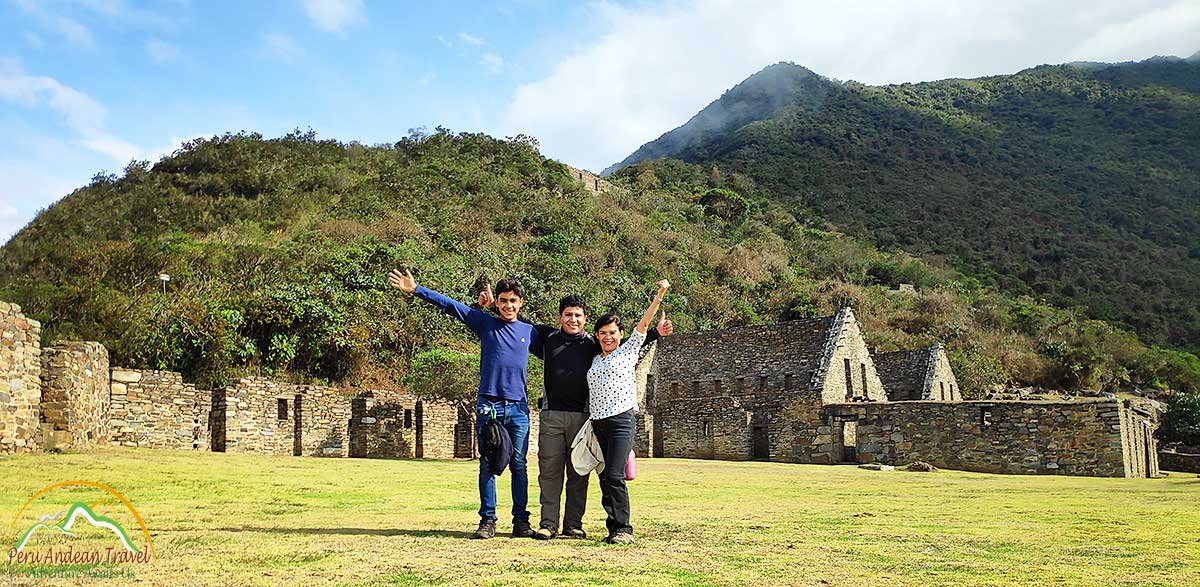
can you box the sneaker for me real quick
[512,518,534,538]
[471,518,496,539]
[604,532,635,545]
[532,527,556,540]
[561,527,587,539]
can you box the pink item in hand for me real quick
[625,450,637,480]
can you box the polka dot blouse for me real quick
[587,329,645,420]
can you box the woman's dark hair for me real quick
[594,313,622,334]
[493,277,524,300]
[559,294,587,316]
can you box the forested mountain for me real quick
[1,130,1197,403]
[606,54,1200,351]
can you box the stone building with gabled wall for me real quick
[652,308,887,462]
[871,344,960,401]
[647,308,1160,478]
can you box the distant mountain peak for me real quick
[602,62,835,175]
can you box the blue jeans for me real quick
[475,398,530,522]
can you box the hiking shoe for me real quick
[512,518,534,538]
[471,518,496,539]
[561,527,587,539]
[604,532,635,545]
[533,527,556,540]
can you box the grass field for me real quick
[1,448,1197,586]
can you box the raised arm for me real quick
[389,268,481,330]
[635,279,671,334]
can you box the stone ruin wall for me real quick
[41,342,110,450]
[109,369,210,450]
[823,400,1153,477]
[926,346,961,401]
[1158,449,1200,473]
[350,389,422,458]
[656,373,819,463]
[0,302,41,454]
[419,400,460,459]
[222,377,352,456]
[655,319,831,386]
[222,377,302,455]
[816,310,888,404]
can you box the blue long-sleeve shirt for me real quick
[413,285,540,402]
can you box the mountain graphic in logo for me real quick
[14,501,139,553]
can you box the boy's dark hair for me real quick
[594,313,622,333]
[494,277,525,300]
[559,294,587,316]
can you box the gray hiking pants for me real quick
[538,409,590,531]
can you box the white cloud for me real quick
[145,38,180,63]
[259,33,304,64]
[304,0,366,34]
[480,52,504,75]
[1067,2,1200,62]
[0,58,140,162]
[435,34,453,47]
[503,0,1200,172]
[457,32,486,46]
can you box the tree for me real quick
[404,348,480,410]
[1159,392,1200,448]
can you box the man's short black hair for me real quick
[559,294,587,316]
[494,277,524,300]
[594,313,622,333]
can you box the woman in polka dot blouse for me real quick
[586,278,670,545]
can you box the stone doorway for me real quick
[653,417,664,458]
[292,393,303,456]
[839,420,858,464]
[751,426,769,461]
[209,389,226,452]
[454,405,474,458]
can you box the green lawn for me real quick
[1,448,1197,586]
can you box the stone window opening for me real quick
[860,363,868,399]
[758,375,767,392]
[940,381,946,400]
[701,420,711,437]
[844,358,854,400]
[980,408,993,429]
[277,398,288,421]
[784,373,794,390]
[404,409,413,429]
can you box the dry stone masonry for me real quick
[0,295,1164,478]
[41,342,110,450]
[109,369,210,450]
[0,303,41,454]
[650,308,1159,477]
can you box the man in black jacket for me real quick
[479,291,671,539]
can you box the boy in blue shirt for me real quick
[389,268,540,539]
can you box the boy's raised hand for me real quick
[388,269,417,293]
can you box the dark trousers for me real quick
[591,409,636,536]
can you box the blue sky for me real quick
[2,0,1198,242]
